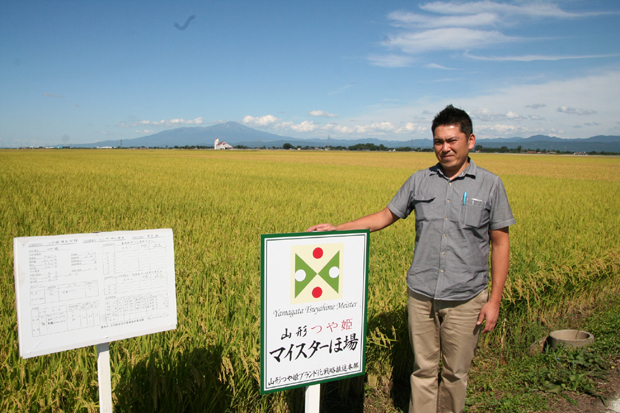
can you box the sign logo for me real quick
[290,243,343,304]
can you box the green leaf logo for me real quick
[290,244,343,303]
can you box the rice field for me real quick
[1,149,619,412]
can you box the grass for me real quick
[466,293,620,412]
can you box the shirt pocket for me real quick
[412,193,436,221]
[460,198,489,227]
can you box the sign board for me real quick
[13,229,177,358]
[261,230,369,394]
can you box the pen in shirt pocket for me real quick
[463,192,467,205]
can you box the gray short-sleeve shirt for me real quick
[388,159,515,301]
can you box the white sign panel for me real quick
[261,230,369,393]
[13,229,177,358]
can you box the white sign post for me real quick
[13,228,177,411]
[305,383,321,413]
[260,230,369,409]
[96,343,113,413]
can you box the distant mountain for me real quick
[66,123,620,153]
[70,122,293,148]
[586,135,620,143]
[480,135,566,143]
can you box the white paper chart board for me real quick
[13,229,177,359]
[261,230,369,394]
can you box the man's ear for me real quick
[467,133,476,150]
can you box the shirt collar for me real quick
[430,157,478,179]
[463,157,478,178]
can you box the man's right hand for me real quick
[306,224,338,232]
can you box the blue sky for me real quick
[1,0,619,147]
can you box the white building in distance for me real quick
[214,138,233,150]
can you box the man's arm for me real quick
[307,207,400,233]
[477,227,510,334]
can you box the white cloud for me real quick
[396,122,422,133]
[373,1,605,67]
[366,122,397,132]
[420,1,589,19]
[465,52,619,61]
[328,83,357,95]
[169,118,188,125]
[557,106,597,116]
[309,110,337,118]
[471,108,526,122]
[367,54,414,67]
[388,10,499,28]
[291,121,319,132]
[526,103,546,109]
[119,117,204,128]
[135,129,155,134]
[277,120,410,135]
[477,124,523,134]
[425,63,457,70]
[506,111,526,120]
[241,114,279,127]
[318,121,426,136]
[274,120,319,132]
[324,121,394,135]
[383,28,517,54]
[324,123,355,134]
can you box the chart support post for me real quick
[305,384,320,413]
[96,343,113,413]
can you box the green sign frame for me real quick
[260,230,370,394]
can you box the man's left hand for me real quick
[477,301,500,334]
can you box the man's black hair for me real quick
[431,104,473,137]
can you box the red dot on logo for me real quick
[313,248,323,259]
[312,287,322,298]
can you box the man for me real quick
[307,105,515,413]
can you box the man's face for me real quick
[433,124,475,178]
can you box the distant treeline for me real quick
[472,144,620,155]
[278,142,433,152]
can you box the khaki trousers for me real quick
[407,288,488,413]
